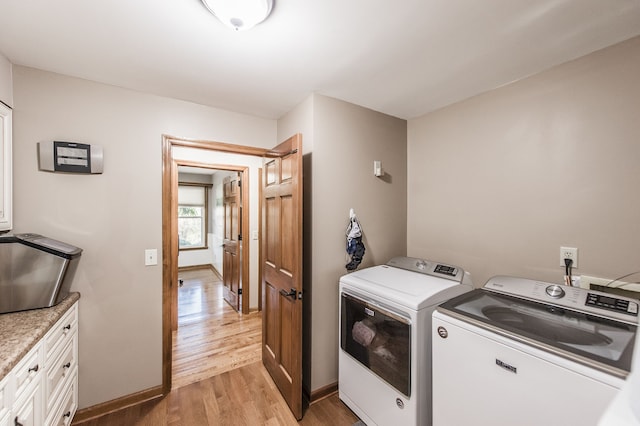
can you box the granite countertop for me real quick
[0,292,80,380]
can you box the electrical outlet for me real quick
[560,246,578,268]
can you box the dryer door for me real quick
[340,292,411,396]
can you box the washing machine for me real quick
[432,275,639,426]
[339,256,473,426]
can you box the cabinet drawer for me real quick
[44,337,76,413]
[45,369,76,426]
[44,304,78,362]
[13,345,41,404]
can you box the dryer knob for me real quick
[545,285,565,298]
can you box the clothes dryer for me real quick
[339,257,472,426]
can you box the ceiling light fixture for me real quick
[201,0,274,31]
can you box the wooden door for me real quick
[223,174,241,312]
[261,134,303,419]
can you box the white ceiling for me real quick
[1,0,639,120]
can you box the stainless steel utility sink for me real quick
[0,233,82,314]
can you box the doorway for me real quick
[161,136,270,392]
[172,164,259,389]
[162,134,304,419]
[177,166,245,313]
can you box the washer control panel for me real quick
[586,293,639,316]
[484,275,639,324]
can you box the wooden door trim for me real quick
[258,168,263,312]
[162,135,270,394]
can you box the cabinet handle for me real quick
[63,362,71,369]
[28,364,39,373]
[63,324,71,331]
[63,411,71,418]
[14,416,23,426]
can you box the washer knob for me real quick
[545,285,565,298]
[416,260,427,270]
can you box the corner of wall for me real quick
[0,52,13,107]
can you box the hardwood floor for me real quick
[76,361,359,425]
[74,267,359,425]
[172,268,262,389]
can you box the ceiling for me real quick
[1,0,639,120]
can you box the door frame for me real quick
[162,134,271,393]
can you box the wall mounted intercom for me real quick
[38,141,103,174]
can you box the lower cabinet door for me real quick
[12,382,42,426]
[0,412,10,426]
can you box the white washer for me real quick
[339,257,473,426]
[433,276,639,426]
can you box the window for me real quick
[178,184,208,250]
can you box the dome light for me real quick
[201,0,274,31]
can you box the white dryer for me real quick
[339,256,473,426]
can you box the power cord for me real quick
[564,258,573,286]
[605,270,640,288]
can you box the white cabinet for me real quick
[0,373,10,426]
[1,302,78,426]
[43,304,78,426]
[0,102,11,232]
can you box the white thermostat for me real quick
[38,141,103,174]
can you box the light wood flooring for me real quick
[75,268,359,425]
[76,361,359,425]
[172,268,262,389]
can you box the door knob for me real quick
[279,288,297,298]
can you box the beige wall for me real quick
[0,52,11,107]
[277,94,314,154]
[407,36,640,288]
[12,66,275,409]
[279,94,407,391]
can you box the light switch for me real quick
[252,230,259,240]
[145,249,158,266]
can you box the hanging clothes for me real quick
[345,210,365,271]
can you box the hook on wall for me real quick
[374,161,383,177]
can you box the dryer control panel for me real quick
[386,256,465,282]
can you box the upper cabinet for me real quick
[0,102,11,232]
